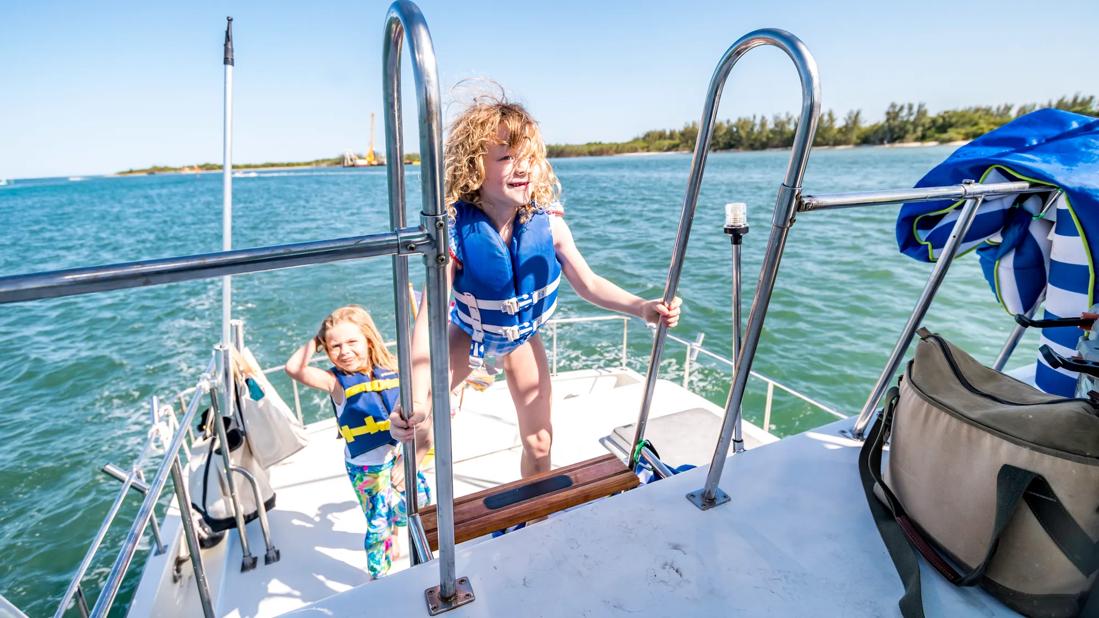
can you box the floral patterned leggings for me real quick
[345,458,433,579]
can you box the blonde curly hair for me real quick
[444,98,560,223]
[315,305,397,373]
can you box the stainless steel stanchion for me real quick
[725,203,749,454]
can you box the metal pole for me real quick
[621,319,629,370]
[231,466,279,564]
[552,322,559,376]
[231,319,244,351]
[682,343,692,388]
[726,203,749,454]
[408,513,435,563]
[634,29,820,475]
[381,0,422,546]
[0,228,429,305]
[55,466,141,617]
[799,181,1037,211]
[849,193,985,439]
[90,366,212,616]
[640,445,674,480]
[382,2,472,611]
[993,303,1039,372]
[75,588,89,618]
[684,30,820,510]
[212,345,256,571]
[135,470,166,554]
[222,16,234,350]
[170,455,216,617]
[763,382,774,433]
[291,380,304,425]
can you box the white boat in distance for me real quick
[1,2,1091,617]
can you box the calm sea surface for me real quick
[0,148,1037,614]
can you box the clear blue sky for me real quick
[1,1,1095,179]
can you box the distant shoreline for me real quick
[606,140,968,157]
[112,140,968,177]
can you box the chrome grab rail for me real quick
[625,28,821,511]
[381,1,467,612]
[0,230,430,305]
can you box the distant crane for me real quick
[343,113,383,167]
[366,113,378,165]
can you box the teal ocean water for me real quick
[0,148,1036,614]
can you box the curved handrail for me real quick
[381,0,462,603]
[88,361,216,616]
[629,29,820,509]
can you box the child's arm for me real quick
[389,261,454,441]
[284,337,339,397]
[551,216,681,327]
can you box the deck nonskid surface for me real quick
[286,418,1018,617]
[142,368,755,616]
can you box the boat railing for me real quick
[251,313,842,435]
[543,314,843,431]
[623,23,1064,515]
[55,359,218,618]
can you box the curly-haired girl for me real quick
[391,98,681,479]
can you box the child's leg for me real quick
[447,323,477,391]
[394,324,473,491]
[345,462,399,579]
[502,334,553,477]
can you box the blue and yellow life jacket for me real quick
[329,367,399,459]
[449,201,562,367]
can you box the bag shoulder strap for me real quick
[858,386,926,618]
[860,386,1099,617]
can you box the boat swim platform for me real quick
[128,368,769,617]
[287,416,1017,618]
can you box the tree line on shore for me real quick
[545,94,1097,158]
[118,95,1095,173]
[119,153,420,176]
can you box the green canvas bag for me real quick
[860,329,1099,617]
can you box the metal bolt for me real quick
[436,219,445,229]
[436,255,447,264]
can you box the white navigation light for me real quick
[725,202,748,228]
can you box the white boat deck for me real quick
[129,368,772,616]
[287,417,1017,617]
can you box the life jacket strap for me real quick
[339,416,391,443]
[457,298,558,368]
[456,275,561,315]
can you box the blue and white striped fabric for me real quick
[896,109,1099,396]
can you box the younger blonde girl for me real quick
[285,305,431,579]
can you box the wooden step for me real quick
[419,453,639,550]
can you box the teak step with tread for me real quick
[420,453,639,550]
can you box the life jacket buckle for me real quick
[502,298,520,315]
[502,325,521,341]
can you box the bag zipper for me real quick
[906,335,1099,463]
[925,334,1094,407]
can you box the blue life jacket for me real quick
[329,367,399,459]
[449,201,562,367]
